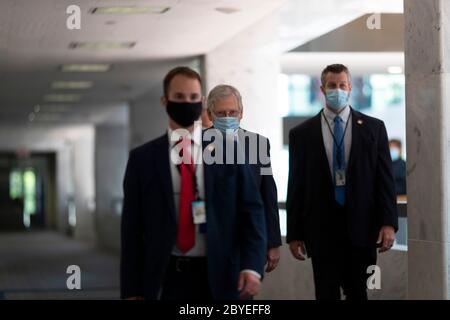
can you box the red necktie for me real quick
[175,137,196,253]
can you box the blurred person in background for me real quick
[389,139,407,195]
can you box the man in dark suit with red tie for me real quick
[287,64,398,300]
[120,67,267,300]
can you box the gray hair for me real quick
[207,84,243,115]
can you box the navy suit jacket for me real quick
[120,131,267,300]
[286,108,398,257]
[236,129,282,249]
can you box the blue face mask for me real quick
[390,148,400,161]
[325,89,350,110]
[213,117,240,133]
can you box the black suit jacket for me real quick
[120,132,267,300]
[236,129,282,249]
[286,108,398,256]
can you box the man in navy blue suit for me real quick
[206,84,282,273]
[287,64,398,300]
[120,67,267,300]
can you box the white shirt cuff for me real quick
[240,269,261,279]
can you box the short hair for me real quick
[207,84,243,114]
[163,66,202,98]
[321,64,352,86]
[389,139,402,149]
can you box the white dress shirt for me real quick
[321,105,352,176]
[168,123,207,257]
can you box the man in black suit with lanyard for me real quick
[287,64,398,300]
[206,84,282,273]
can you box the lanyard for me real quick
[321,110,350,168]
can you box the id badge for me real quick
[192,200,206,224]
[335,169,346,186]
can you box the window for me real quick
[280,73,405,116]
[9,170,23,200]
[23,168,37,216]
[9,167,38,228]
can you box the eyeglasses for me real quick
[213,110,240,118]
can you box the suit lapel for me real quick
[202,130,214,202]
[153,133,176,220]
[313,112,334,187]
[347,107,362,177]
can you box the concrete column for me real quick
[94,125,129,252]
[71,127,96,242]
[405,0,450,299]
[204,11,283,175]
[129,89,169,149]
[128,59,200,149]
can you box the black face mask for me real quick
[166,100,203,127]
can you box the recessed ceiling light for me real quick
[387,66,403,74]
[69,41,136,50]
[28,112,63,122]
[35,104,72,113]
[44,94,82,102]
[90,6,170,14]
[51,81,93,89]
[38,104,72,113]
[61,64,111,72]
[33,113,63,122]
[215,7,241,14]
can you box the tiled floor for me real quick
[0,231,120,299]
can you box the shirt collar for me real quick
[167,120,202,147]
[323,105,351,123]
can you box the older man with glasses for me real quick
[206,84,282,274]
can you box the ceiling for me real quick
[0,0,284,125]
[292,14,404,52]
[281,52,404,75]
[275,0,403,53]
[283,13,404,75]
[0,0,404,125]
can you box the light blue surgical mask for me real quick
[325,89,350,111]
[390,148,400,161]
[213,117,240,133]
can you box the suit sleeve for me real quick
[238,163,267,275]
[260,139,282,248]
[286,129,305,243]
[120,150,145,299]
[375,122,399,231]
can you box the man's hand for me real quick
[288,240,307,260]
[125,296,145,300]
[238,272,261,299]
[265,247,280,273]
[377,226,396,253]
